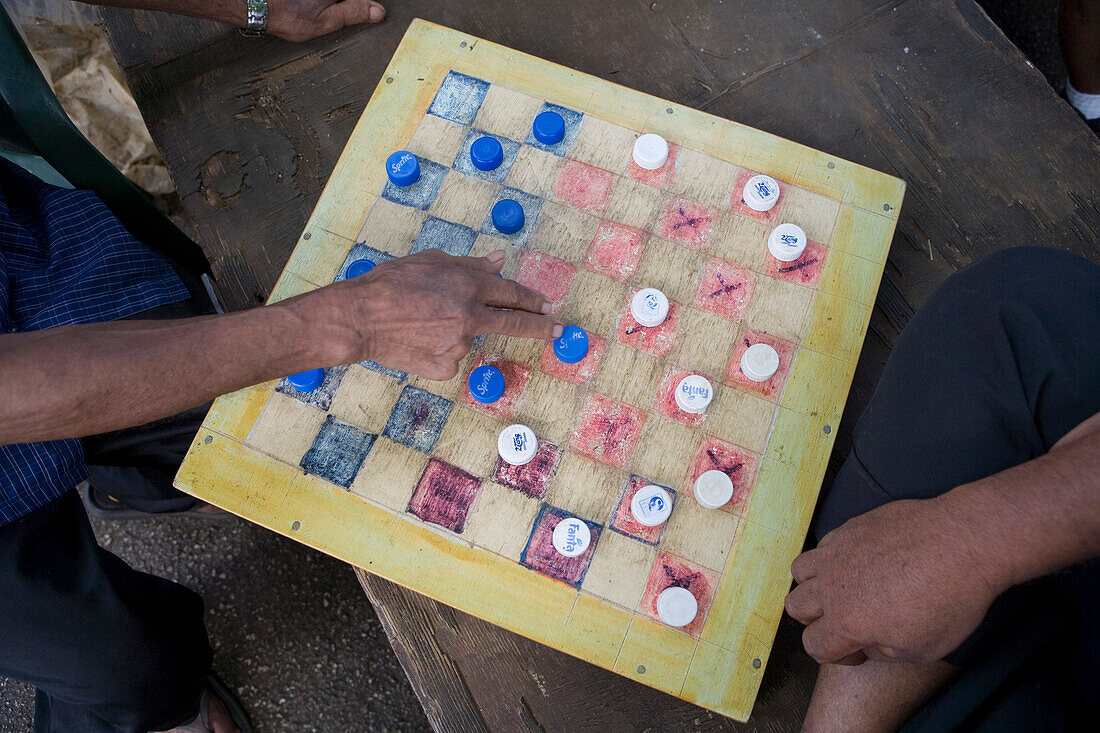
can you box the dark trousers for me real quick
[815,246,1100,731]
[0,301,213,732]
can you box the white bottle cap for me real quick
[656,586,698,627]
[743,174,780,212]
[552,517,591,557]
[632,133,669,170]
[674,375,713,414]
[694,469,734,509]
[740,343,780,382]
[498,424,538,465]
[631,288,669,328]
[630,484,673,527]
[768,223,807,262]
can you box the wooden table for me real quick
[98,1,1100,729]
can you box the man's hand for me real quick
[284,248,561,381]
[266,0,385,42]
[82,1,385,42]
[784,497,1007,666]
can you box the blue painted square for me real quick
[380,157,448,210]
[525,103,584,156]
[453,130,520,183]
[301,415,377,488]
[480,187,544,247]
[276,364,347,410]
[335,243,394,282]
[360,360,408,382]
[383,385,454,453]
[410,217,477,257]
[428,71,490,125]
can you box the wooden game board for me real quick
[176,19,903,721]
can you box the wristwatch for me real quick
[239,0,269,37]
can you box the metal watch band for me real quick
[239,0,268,37]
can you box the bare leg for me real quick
[803,660,957,733]
[1061,0,1100,93]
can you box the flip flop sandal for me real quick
[82,483,232,521]
[173,674,253,733]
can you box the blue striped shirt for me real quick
[0,158,188,524]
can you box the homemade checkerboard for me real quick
[176,19,904,721]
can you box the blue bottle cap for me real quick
[287,368,325,393]
[470,136,504,171]
[553,325,589,364]
[491,199,525,234]
[468,365,506,404]
[386,150,420,187]
[345,259,376,278]
[532,110,565,145]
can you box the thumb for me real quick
[320,0,386,28]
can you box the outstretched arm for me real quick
[0,249,560,445]
[785,411,1100,665]
[78,0,385,42]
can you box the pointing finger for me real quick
[482,275,552,315]
[478,308,561,340]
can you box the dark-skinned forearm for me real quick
[76,1,245,26]
[0,297,351,445]
[941,415,1100,593]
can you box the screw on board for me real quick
[827,162,835,169]
[386,77,393,84]
[883,204,891,212]
[303,232,311,240]
[204,435,212,444]
[291,520,301,531]
[636,665,646,674]
[666,107,674,114]
[823,425,832,434]
[752,658,761,669]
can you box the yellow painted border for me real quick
[177,19,904,721]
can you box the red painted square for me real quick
[540,333,605,384]
[765,240,829,288]
[585,221,648,280]
[461,354,530,420]
[656,195,716,249]
[495,440,562,499]
[654,366,709,428]
[515,250,576,313]
[554,159,615,214]
[625,141,680,187]
[724,329,796,401]
[615,294,680,357]
[571,393,647,468]
[407,458,483,533]
[520,504,600,589]
[730,169,787,224]
[610,474,675,545]
[693,257,755,321]
[639,552,719,636]
[684,436,759,514]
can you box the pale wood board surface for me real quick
[176,19,903,721]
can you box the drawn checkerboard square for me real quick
[180,21,904,724]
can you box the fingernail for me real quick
[541,301,552,315]
[487,250,505,265]
[552,324,564,338]
[369,4,386,21]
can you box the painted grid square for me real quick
[408,458,483,533]
[525,102,584,156]
[428,70,489,124]
[301,415,377,488]
[382,385,453,453]
[410,217,478,257]
[380,156,449,210]
[610,474,676,545]
[275,364,347,411]
[520,504,601,588]
[453,129,521,183]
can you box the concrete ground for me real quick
[0,0,1067,731]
